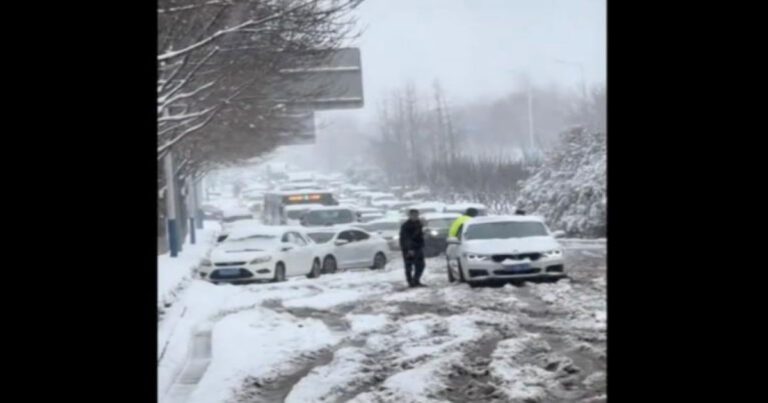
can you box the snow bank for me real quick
[186,308,341,403]
[157,221,220,313]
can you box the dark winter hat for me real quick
[466,208,479,217]
[515,209,526,215]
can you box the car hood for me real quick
[210,246,274,262]
[462,237,560,254]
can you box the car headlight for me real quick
[463,253,490,261]
[249,256,272,264]
[201,259,212,267]
[429,230,438,236]
[543,249,563,257]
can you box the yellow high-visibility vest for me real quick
[449,215,471,238]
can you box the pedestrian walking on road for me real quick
[399,209,426,287]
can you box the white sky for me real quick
[305,0,606,165]
[323,0,605,120]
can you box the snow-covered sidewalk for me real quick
[158,221,220,314]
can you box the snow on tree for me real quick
[515,127,606,238]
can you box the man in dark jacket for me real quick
[400,209,426,287]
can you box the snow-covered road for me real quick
[159,244,606,403]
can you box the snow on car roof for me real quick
[227,225,288,239]
[366,216,406,224]
[465,215,545,225]
[421,212,461,220]
[356,207,384,213]
[305,224,367,234]
[271,188,334,195]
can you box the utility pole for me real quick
[186,177,196,245]
[163,151,179,257]
[526,80,535,150]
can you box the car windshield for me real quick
[223,215,252,223]
[304,209,355,225]
[307,232,335,244]
[426,218,456,229]
[464,221,549,240]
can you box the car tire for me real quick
[272,263,286,282]
[456,259,467,283]
[323,255,338,274]
[468,281,481,288]
[371,252,387,270]
[307,258,321,278]
[447,257,456,283]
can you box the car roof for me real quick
[465,215,545,225]
[422,212,461,220]
[365,216,406,224]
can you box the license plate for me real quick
[217,268,241,277]
[502,264,531,272]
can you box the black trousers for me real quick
[403,250,425,285]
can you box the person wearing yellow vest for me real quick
[449,208,479,238]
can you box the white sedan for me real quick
[305,226,390,274]
[446,215,567,287]
[200,226,323,284]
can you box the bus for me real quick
[262,190,337,225]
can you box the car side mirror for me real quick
[447,237,460,245]
[552,230,566,238]
[335,239,350,246]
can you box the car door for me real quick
[288,231,313,276]
[280,232,301,275]
[334,230,358,268]
[350,230,374,266]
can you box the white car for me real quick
[200,226,323,283]
[305,226,390,273]
[358,216,406,251]
[446,215,567,287]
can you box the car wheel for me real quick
[468,281,481,288]
[447,257,456,283]
[456,259,467,283]
[272,263,286,282]
[371,252,387,270]
[307,258,321,278]
[323,255,337,274]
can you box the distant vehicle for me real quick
[300,205,358,227]
[403,201,447,215]
[355,207,385,223]
[221,207,255,233]
[200,225,323,283]
[421,212,461,257]
[444,203,489,216]
[306,227,389,273]
[445,215,567,287]
[358,216,406,251]
[216,218,261,243]
[200,204,223,221]
[284,204,324,226]
[402,188,431,201]
[262,190,337,225]
[370,193,399,209]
